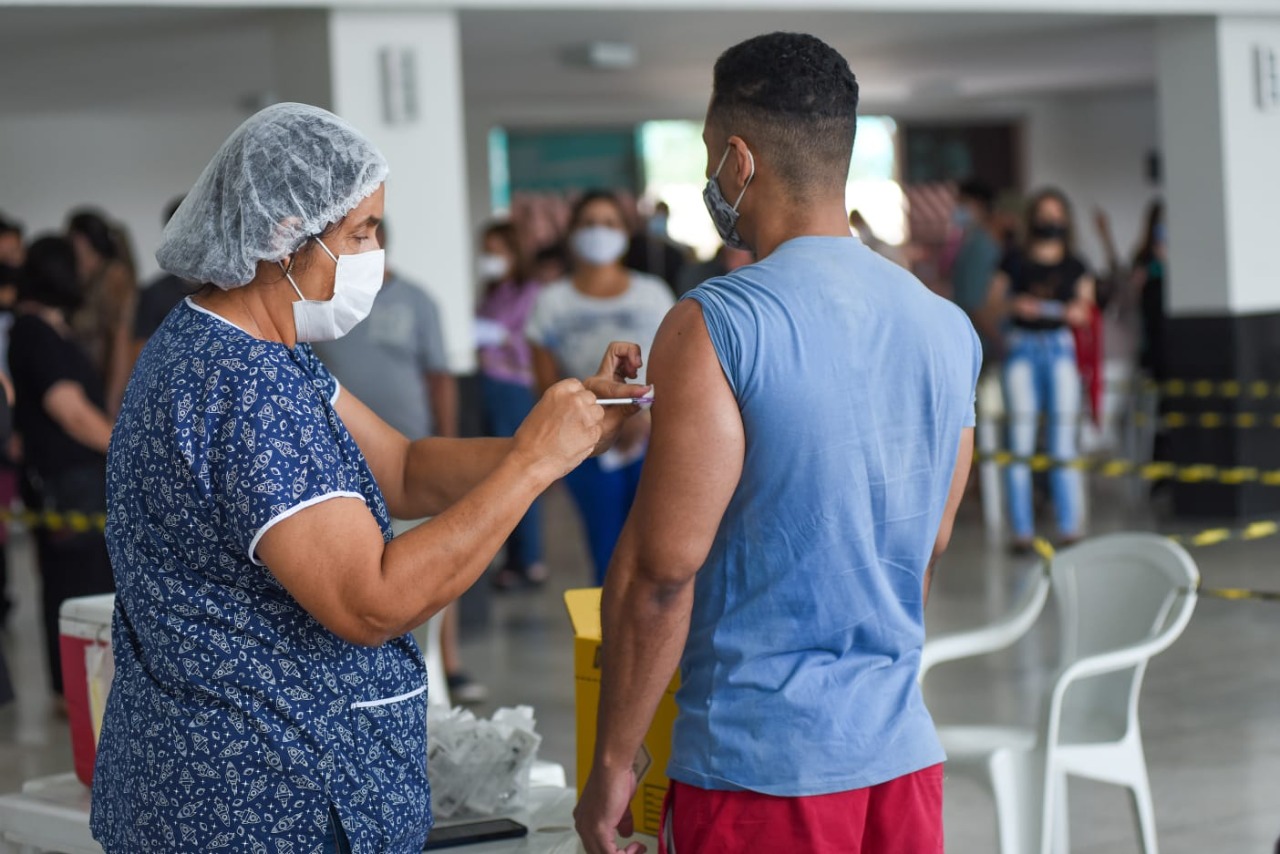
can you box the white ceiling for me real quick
[459,8,1155,121]
[0,5,1155,118]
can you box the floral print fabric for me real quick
[91,299,431,854]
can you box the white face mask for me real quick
[571,225,629,267]
[283,238,384,343]
[477,252,510,281]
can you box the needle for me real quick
[597,397,654,406]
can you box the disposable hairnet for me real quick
[157,102,388,289]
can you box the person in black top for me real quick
[129,197,197,371]
[981,188,1096,552]
[1130,200,1167,380]
[0,259,18,631]
[10,236,116,697]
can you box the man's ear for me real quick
[725,135,754,191]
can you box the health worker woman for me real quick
[90,103,645,854]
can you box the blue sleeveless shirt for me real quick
[673,237,980,795]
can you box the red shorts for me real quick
[657,765,943,854]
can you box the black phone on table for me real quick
[422,817,529,850]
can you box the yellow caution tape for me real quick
[989,410,1280,429]
[974,452,1280,487]
[1189,528,1231,547]
[1108,377,1280,399]
[1199,586,1280,603]
[1032,537,1057,563]
[0,507,108,533]
[1241,521,1278,540]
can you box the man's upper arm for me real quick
[621,299,744,586]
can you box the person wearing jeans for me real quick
[984,187,1096,552]
[1003,328,1084,544]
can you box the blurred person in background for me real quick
[1129,200,1167,381]
[527,190,674,584]
[10,236,115,699]
[130,196,196,365]
[949,181,1002,367]
[982,188,1096,552]
[0,355,12,703]
[0,215,25,356]
[0,214,25,270]
[532,243,568,284]
[314,220,486,704]
[0,260,19,629]
[66,209,137,414]
[626,199,690,295]
[476,220,548,590]
[674,243,754,298]
[850,208,906,267]
[648,201,672,239]
[0,218,20,628]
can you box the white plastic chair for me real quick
[413,610,450,708]
[921,533,1200,854]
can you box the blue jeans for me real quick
[1002,329,1083,540]
[321,806,352,854]
[563,455,644,585]
[480,375,543,571]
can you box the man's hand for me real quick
[575,765,645,854]
[596,341,644,385]
[586,341,651,455]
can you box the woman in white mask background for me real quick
[91,104,646,854]
[525,190,675,585]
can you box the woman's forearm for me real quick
[257,443,550,647]
[374,450,550,637]
[396,437,515,517]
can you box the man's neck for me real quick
[750,199,853,260]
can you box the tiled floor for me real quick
[2,481,1278,852]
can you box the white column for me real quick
[1158,15,1280,317]
[326,9,474,371]
[281,9,476,373]
[1155,15,1280,519]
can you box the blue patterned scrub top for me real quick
[91,299,432,854]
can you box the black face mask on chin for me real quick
[1030,222,1068,242]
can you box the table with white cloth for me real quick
[0,761,656,854]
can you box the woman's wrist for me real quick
[502,442,560,495]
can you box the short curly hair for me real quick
[709,33,859,198]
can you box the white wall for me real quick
[1022,88,1161,274]
[328,9,476,371]
[0,109,252,281]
